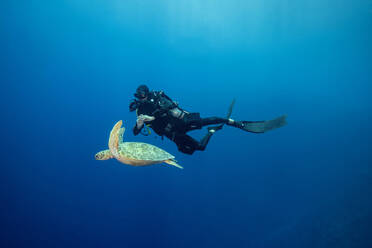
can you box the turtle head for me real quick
[95,150,113,160]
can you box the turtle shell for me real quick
[118,142,175,161]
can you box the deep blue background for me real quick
[1,1,371,247]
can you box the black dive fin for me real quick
[226,98,236,119]
[208,99,236,132]
[239,115,287,133]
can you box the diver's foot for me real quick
[208,125,223,133]
[227,119,244,128]
[227,119,254,131]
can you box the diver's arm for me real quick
[133,122,143,136]
[133,115,155,135]
[133,115,145,135]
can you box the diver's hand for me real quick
[139,114,155,122]
[136,114,155,127]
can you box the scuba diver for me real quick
[129,84,287,155]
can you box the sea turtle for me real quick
[95,120,183,169]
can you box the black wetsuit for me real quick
[131,91,228,155]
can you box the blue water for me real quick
[2,1,372,247]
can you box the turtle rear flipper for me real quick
[164,159,183,169]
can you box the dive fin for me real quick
[208,99,236,132]
[238,115,287,133]
[226,98,236,119]
[164,159,184,169]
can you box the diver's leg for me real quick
[199,99,236,131]
[200,117,228,126]
[173,132,215,154]
[173,134,199,155]
[184,115,227,132]
[198,117,227,132]
[198,130,215,151]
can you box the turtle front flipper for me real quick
[109,120,123,157]
[118,127,125,145]
[164,159,183,169]
[95,149,113,160]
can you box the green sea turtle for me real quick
[95,120,183,169]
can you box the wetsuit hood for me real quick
[134,84,149,99]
